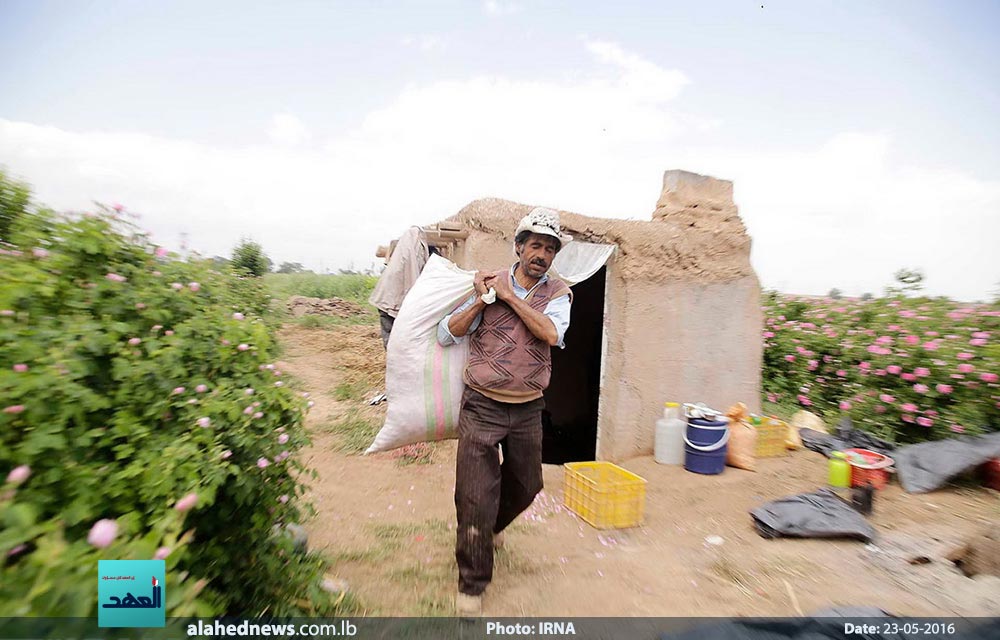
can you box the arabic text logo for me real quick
[98,560,165,628]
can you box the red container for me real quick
[844,448,894,490]
[982,459,1000,492]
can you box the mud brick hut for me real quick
[383,170,762,463]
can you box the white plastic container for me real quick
[655,402,686,465]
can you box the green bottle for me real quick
[829,451,851,488]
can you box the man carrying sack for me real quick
[436,207,573,616]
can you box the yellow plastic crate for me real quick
[754,417,789,458]
[563,461,646,529]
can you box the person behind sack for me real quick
[436,207,573,616]
[368,226,432,349]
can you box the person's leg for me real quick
[494,397,544,535]
[454,388,507,596]
[378,311,394,350]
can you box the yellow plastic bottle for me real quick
[829,451,851,488]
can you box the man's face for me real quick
[517,233,559,279]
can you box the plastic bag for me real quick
[894,432,1000,494]
[365,255,474,454]
[750,489,876,542]
[725,403,757,471]
[790,410,826,434]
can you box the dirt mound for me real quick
[288,295,365,318]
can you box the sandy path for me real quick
[277,323,1000,617]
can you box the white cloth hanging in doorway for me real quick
[551,241,616,286]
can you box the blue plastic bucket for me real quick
[684,418,730,475]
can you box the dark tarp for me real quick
[750,489,876,542]
[893,431,1000,494]
[799,417,895,458]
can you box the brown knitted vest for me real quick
[464,267,572,403]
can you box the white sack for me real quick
[366,255,474,454]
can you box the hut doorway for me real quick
[542,265,606,464]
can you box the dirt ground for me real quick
[277,323,1000,617]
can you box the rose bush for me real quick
[762,291,1000,443]
[1,200,344,615]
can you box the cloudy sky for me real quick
[1,1,998,299]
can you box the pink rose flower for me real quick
[972,331,989,339]
[956,352,974,360]
[957,363,975,373]
[916,417,933,427]
[279,495,289,504]
[859,362,871,370]
[875,405,886,414]
[221,450,232,459]
[165,330,174,336]
[905,335,919,345]
[188,282,200,292]
[243,406,254,415]
[307,401,315,409]
[172,386,185,395]
[154,547,171,560]
[886,365,902,375]
[914,367,930,377]
[4,405,26,414]
[233,312,245,320]
[875,369,886,376]
[970,339,987,347]
[128,337,141,346]
[839,401,852,411]
[879,394,894,403]
[913,384,929,394]
[902,373,917,382]
[88,519,118,548]
[238,344,249,351]
[13,364,28,373]
[982,373,999,383]
[175,492,198,512]
[902,414,914,423]
[253,411,263,419]
[155,247,169,258]
[763,331,774,338]
[6,465,30,484]
[922,342,939,351]
[171,282,183,290]
[197,417,211,428]
[257,457,270,468]
[950,424,964,433]
[196,384,208,393]
[278,433,289,444]
[901,403,918,413]
[837,370,847,377]
[935,384,953,394]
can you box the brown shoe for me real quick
[456,591,482,617]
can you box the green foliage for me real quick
[886,267,925,297]
[0,206,345,616]
[264,273,377,305]
[231,238,271,277]
[0,168,31,241]
[762,292,1000,444]
[276,262,309,274]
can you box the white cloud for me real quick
[267,113,311,146]
[484,0,519,16]
[400,34,446,52]
[1,41,998,299]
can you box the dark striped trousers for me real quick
[454,387,544,595]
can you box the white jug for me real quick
[655,402,686,465]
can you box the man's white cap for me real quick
[514,207,573,247]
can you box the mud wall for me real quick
[441,170,763,462]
